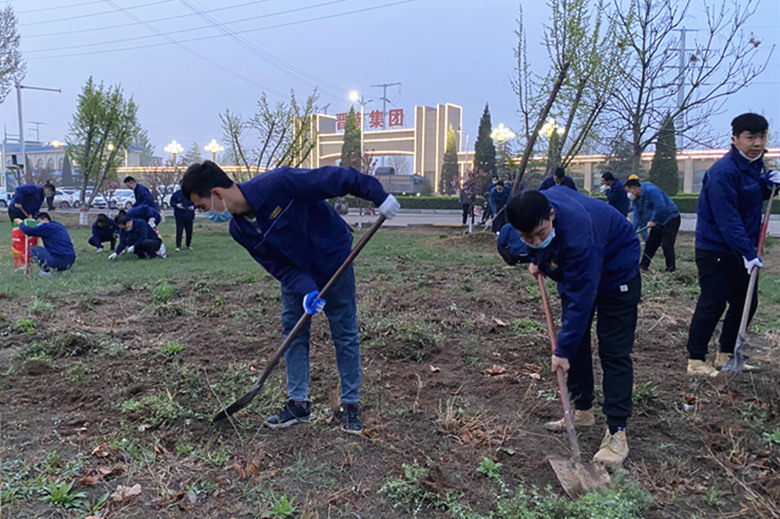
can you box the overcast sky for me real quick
[1,0,778,163]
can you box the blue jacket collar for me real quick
[729,144,764,173]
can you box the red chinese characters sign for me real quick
[336,109,405,130]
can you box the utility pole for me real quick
[370,82,401,167]
[672,28,697,150]
[27,121,47,142]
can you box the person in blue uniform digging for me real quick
[507,186,641,465]
[8,183,55,222]
[181,161,400,435]
[109,214,163,260]
[15,212,76,275]
[89,213,120,252]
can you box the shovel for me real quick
[713,184,777,388]
[213,215,387,422]
[536,274,611,498]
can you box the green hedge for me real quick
[335,193,780,214]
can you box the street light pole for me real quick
[204,139,224,163]
[348,90,373,231]
[15,83,60,180]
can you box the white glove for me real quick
[108,253,117,260]
[378,194,400,219]
[768,170,780,185]
[599,184,608,193]
[127,245,135,253]
[148,218,156,227]
[176,203,185,209]
[743,256,763,274]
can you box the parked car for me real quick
[111,188,135,209]
[53,189,78,209]
[161,185,181,209]
[86,191,108,209]
[0,187,7,208]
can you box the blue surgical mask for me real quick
[523,227,556,249]
[206,194,232,223]
[492,180,498,185]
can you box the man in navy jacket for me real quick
[109,214,162,260]
[123,204,161,227]
[170,188,196,250]
[181,161,400,435]
[507,187,641,465]
[489,180,510,233]
[16,212,76,275]
[8,183,54,222]
[540,167,577,191]
[496,222,530,267]
[89,213,120,252]
[600,172,630,216]
[625,179,681,272]
[685,113,779,377]
[124,176,156,208]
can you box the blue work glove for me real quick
[743,256,763,275]
[303,291,326,315]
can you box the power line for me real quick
[24,0,272,39]
[17,0,105,15]
[19,0,176,26]
[27,1,413,61]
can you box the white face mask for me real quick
[627,192,636,201]
[737,149,763,163]
[599,184,608,193]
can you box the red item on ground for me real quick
[12,227,37,270]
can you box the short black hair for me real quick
[96,213,108,224]
[43,182,55,192]
[731,113,768,137]
[123,176,136,184]
[507,191,551,233]
[181,161,235,200]
[554,167,565,179]
[496,180,504,187]
[115,214,129,226]
[625,178,641,189]
[491,174,499,179]
[601,172,615,182]
[36,212,51,222]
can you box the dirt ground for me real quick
[1,227,779,518]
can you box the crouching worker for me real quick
[110,214,163,260]
[507,188,641,465]
[496,222,530,268]
[181,161,400,434]
[89,213,120,252]
[15,213,76,276]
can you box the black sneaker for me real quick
[341,403,363,435]
[265,400,310,429]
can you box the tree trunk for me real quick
[512,62,570,196]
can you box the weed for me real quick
[22,352,54,372]
[158,341,188,356]
[153,301,188,316]
[511,317,545,335]
[176,438,194,457]
[239,271,263,284]
[151,281,177,303]
[38,479,87,509]
[67,361,94,385]
[456,282,474,292]
[632,382,659,406]
[379,460,439,517]
[476,458,502,479]
[14,317,36,334]
[28,299,55,314]
[537,389,558,402]
[366,319,442,362]
[120,393,197,424]
[762,428,780,444]
[739,401,769,426]
[263,494,298,518]
[704,485,720,507]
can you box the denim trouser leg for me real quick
[280,285,313,403]
[280,265,361,404]
[323,266,361,404]
[30,246,74,271]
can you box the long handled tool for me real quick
[713,184,777,387]
[213,215,387,422]
[537,274,611,498]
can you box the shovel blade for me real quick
[547,456,611,499]
[711,357,743,389]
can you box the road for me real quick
[41,207,780,237]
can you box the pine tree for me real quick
[440,124,459,194]
[648,114,679,195]
[61,155,73,186]
[473,104,496,189]
[341,107,361,170]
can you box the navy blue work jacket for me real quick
[19,220,76,261]
[605,178,630,216]
[632,182,679,228]
[526,187,641,358]
[116,219,160,254]
[92,218,120,243]
[695,146,774,261]
[229,166,390,294]
[127,204,161,225]
[540,175,577,191]
[10,185,44,217]
[133,183,156,208]
[170,190,196,222]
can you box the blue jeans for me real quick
[280,265,361,404]
[31,246,74,272]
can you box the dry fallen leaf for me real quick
[79,465,124,485]
[247,458,261,477]
[91,442,116,458]
[493,318,507,327]
[429,365,440,373]
[232,463,247,479]
[111,483,142,503]
[484,365,507,376]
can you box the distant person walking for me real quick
[489,180,510,233]
[460,181,477,225]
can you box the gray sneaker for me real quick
[341,403,363,435]
[265,400,310,429]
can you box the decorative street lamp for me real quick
[164,140,184,166]
[491,123,516,178]
[348,90,373,230]
[204,139,224,162]
[539,118,564,138]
